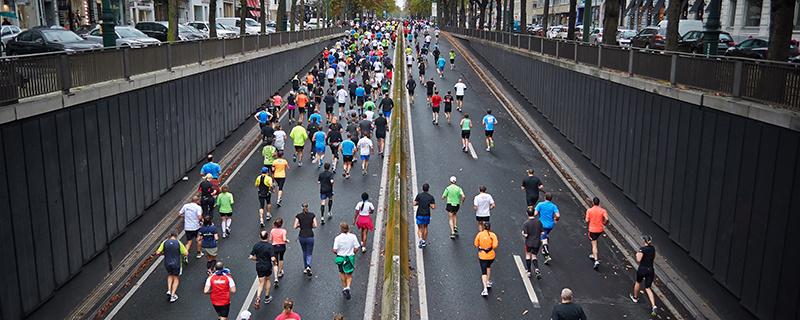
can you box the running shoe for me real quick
[298,162,303,167]
[361,247,367,253]
[169,294,179,303]
[274,279,279,288]
[226,228,231,236]
[196,252,204,259]
[260,221,265,228]
[450,233,456,239]
[419,240,425,248]
[327,212,333,219]
[481,288,488,297]
[526,271,531,278]
[344,288,352,300]
[651,306,657,317]
[544,255,552,265]
[487,281,493,288]
[593,260,600,270]
[321,219,325,225]
[454,226,459,234]
[629,293,639,303]
[293,154,297,162]
[182,256,188,264]
[277,199,283,207]
[166,290,171,296]
[266,215,272,221]
[486,147,490,152]
[535,269,542,280]
[588,253,594,260]
[264,295,273,304]
[490,140,495,148]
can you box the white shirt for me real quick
[333,233,360,256]
[355,200,375,216]
[180,202,203,231]
[454,82,467,96]
[326,67,336,79]
[425,35,431,43]
[337,61,347,73]
[273,130,286,149]
[364,110,375,121]
[473,193,495,217]
[405,54,414,65]
[374,72,384,84]
[373,61,382,71]
[357,137,373,156]
[336,89,349,103]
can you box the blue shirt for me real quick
[200,162,221,179]
[328,54,336,65]
[377,32,383,39]
[482,115,497,131]
[256,110,271,124]
[309,113,323,125]
[198,225,217,248]
[336,77,343,87]
[313,131,326,148]
[341,140,356,156]
[535,201,559,229]
[355,87,366,97]
[437,57,446,69]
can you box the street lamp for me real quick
[702,0,721,55]
[101,0,116,47]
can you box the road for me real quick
[406,34,676,319]
[108,82,388,320]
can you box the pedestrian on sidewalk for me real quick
[551,288,587,320]
[179,196,203,259]
[198,216,220,275]
[215,185,234,238]
[585,197,609,270]
[274,298,301,320]
[289,121,308,166]
[459,113,472,152]
[294,202,318,277]
[473,186,495,226]
[535,193,560,264]
[156,233,187,303]
[414,183,436,248]
[474,221,498,297]
[630,235,658,317]
[521,169,544,213]
[333,222,360,300]
[249,230,276,310]
[204,261,236,320]
[353,192,375,253]
[521,209,544,280]
[442,176,465,239]
[270,218,288,287]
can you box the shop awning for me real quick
[0,11,16,19]
[246,0,259,9]
[250,9,261,17]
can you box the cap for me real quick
[641,235,653,243]
[449,176,457,183]
[261,166,269,173]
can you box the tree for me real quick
[665,0,681,50]
[210,0,218,37]
[602,0,621,45]
[507,0,514,31]
[240,0,247,35]
[767,0,796,61]
[520,0,526,31]
[459,0,466,27]
[542,0,550,31]
[259,0,266,33]
[566,0,576,39]
[277,0,287,31]
[299,0,304,29]
[290,0,296,31]
[168,0,178,41]
[494,0,502,30]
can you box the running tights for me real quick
[299,236,314,268]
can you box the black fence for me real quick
[0,28,343,106]
[444,27,800,112]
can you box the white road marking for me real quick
[513,255,541,308]
[467,142,478,159]
[237,277,260,317]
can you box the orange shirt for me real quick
[585,206,608,233]
[296,94,309,108]
[473,231,498,260]
[306,74,314,84]
[272,158,288,178]
[270,228,287,245]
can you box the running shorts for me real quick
[330,145,340,158]
[432,106,440,113]
[589,231,603,241]
[326,105,334,114]
[444,104,452,113]
[213,304,231,317]
[461,130,471,139]
[273,244,286,261]
[450,58,455,64]
[479,259,494,275]
[165,262,181,276]
[540,228,553,240]
[320,191,334,200]
[475,215,490,222]
[275,178,286,190]
[185,230,199,242]
[203,246,218,256]
[445,204,460,213]
[376,131,386,139]
[416,215,431,226]
[484,130,494,137]
[526,194,539,207]
[360,154,370,161]
[339,102,346,108]
[315,146,325,154]
[343,155,354,163]
[384,110,392,118]
[357,96,365,106]
[298,107,306,114]
[636,267,655,288]
[294,145,304,153]
[259,194,272,207]
[256,266,273,278]
[525,245,541,255]
[219,211,233,217]
[426,91,433,97]
[456,95,464,101]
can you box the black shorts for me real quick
[484,130,494,137]
[273,244,286,260]
[450,58,455,64]
[343,155,354,163]
[444,104,452,113]
[294,145,304,153]
[257,266,273,278]
[479,259,494,275]
[525,244,541,255]
[636,267,655,288]
[589,231,603,241]
[426,92,433,97]
[357,96,365,106]
[526,194,539,207]
[475,215,490,222]
[432,106,440,113]
[165,262,181,276]
[275,178,286,190]
[461,130,471,139]
[213,304,230,317]
[219,211,233,217]
[298,107,306,114]
[445,204,460,213]
[326,105,334,114]
[456,95,464,101]
[258,194,272,207]
[339,102,346,108]
[185,230,198,242]
[376,131,386,139]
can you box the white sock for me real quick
[226,219,232,229]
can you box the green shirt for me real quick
[289,126,308,146]
[262,145,276,165]
[442,184,464,205]
[363,100,376,111]
[449,51,456,59]
[461,118,471,130]
[215,192,234,213]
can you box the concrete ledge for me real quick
[453,33,800,132]
[1,34,340,125]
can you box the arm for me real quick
[203,278,211,294]
[636,252,643,263]
[293,217,300,230]
[489,199,496,210]
[155,242,165,255]
[179,242,187,256]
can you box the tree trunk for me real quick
[495,0,502,30]
[209,0,218,37]
[664,0,681,50]
[567,0,577,40]
[277,0,286,31]
[290,0,296,31]
[167,0,177,41]
[460,0,466,27]
[240,0,247,35]
[542,0,550,31]
[767,0,795,61]
[602,0,620,45]
[478,0,488,29]
[520,0,527,30]
[450,0,458,26]
[488,0,494,29]
[259,0,266,33]
[298,0,304,29]
[507,0,514,31]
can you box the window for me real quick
[794,0,800,29]
[90,29,102,36]
[16,31,32,41]
[1,27,10,36]
[745,0,762,26]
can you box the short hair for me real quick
[561,288,574,302]
[545,193,553,201]
[324,162,331,170]
[340,222,350,233]
[486,109,493,115]
[259,230,269,240]
[592,197,600,205]
[422,183,430,192]
[206,154,214,162]
[479,185,487,193]
[169,232,178,238]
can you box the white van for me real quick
[657,19,704,38]
[217,17,262,35]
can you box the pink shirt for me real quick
[274,311,301,320]
[272,95,282,107]
[270,228,287,245]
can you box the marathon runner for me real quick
[249,230,276,309]
[357,133,374,175]
[459,113,472,152]
[214,185,234,238]
[474,222,498,297]
[198,215,220,275]
[327,119,344,173]
[271,151,289,207]
[472,186,495,225]
[449,49,456,70]
[340,133,356,179]
[273,124,287,152]
[289,121,308,166]
[294,202,318,277]
[204,261,236,320]
[353,192,375,252]
[406,75,417,99]
[430,90,442,125]
[270,218,288,286]
[312,126,327,168]
[156,233,187,303]
[318,163,335,223]
[454,79,467,112]
[521,169,545,213]
[333,222,360,300]
[522,209,544,279]
[414,183,436,248]
[482,109,498,152]
[585,197,609,270]
[255,167,274,227]
[630,235,659,317]
[534,193,560,264]
[442,176,466,239]
[436,55,446,79]
[179,196,203,259]
[374,113,388,156]
[443,91,454,124]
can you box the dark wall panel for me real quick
[466,39,800,320]
[0,39,331,318]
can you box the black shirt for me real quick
[327,130,343,146]
[261,125,274,140]
[346,123,359,139]
[522,176,543,197]
[199,180,215,197]
[551,303,587,320]
[250,241,274,269]
[406,78,416,90]
[444,94,453,107]
[380,97,394,112]
[256,174,271,197]
[358,119,373,135]
[328,122,342,133]
[318,171,334,193]
[296,212,316,238]
[638,245,656,270]
[414,192,435,216]
[374,116,388,134]
[522,218,543,248]
[324,94,336,107]
[425,80,436,94]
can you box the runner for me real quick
[585,197,609,270]
[441,176,466,239]
[289,121,308,166]
[417,60,426,83]
[380,92,394,119]
[199,174,217,217]
[336,86,349,117]
[156,233,187,303]
[214,185,234,238]
[273,125,287,152]
[254,167,274,227]
[179,196,203,259]
[294,202,319,277]
[358,113,374,139]
[552,288,588,320]
[324,89,337,122]
[249,230,276,310]
[286,91,297,121]
[318,162,335,223]
[254,107,272,129]
[333,222,360,300]
[459,113,472,152]
[522,209,544,279]
[430,90,442,125]
[374,113,388,156]
[270,218,288,287]
[454,79,467,112]
[274,298,301,320]
[534,193,560,264]
[357,133,374,175]
[482,109,498,151]
[204,261,236,320]
[413,183,436,248]
[449,49,456,70]
[312,126,327,168]
[340,133,356,179]
[406,76,416,99]
[425,77,437,105]
[630,235,658,317]
[521,169,545,213]
[443,91,454,124]
[201,154,221,179]
[198,215,220,275]
[474,222,498,297]
[472,186,495,226]
[327,120,344,173]
[436,55,446,79]
[272,152,289,207]
[270,92,283,118]
[353,192,375,253]
[355,83,366,109]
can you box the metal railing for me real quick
[444,27,800,111]
[0,28,343,105]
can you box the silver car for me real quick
[187,21,239,38]
[84,26,160,48]
[1,25,22,53]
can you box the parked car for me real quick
[216,17,261,35]
[630,26,666,50]
[676,30,735,53]
[4,26,102,55]
[1,24,22,53]
[83,25,160,47]
[657,19,704,38]
[187,21,238,38]
[72,24,97,37]
[588,27,602,43]
[616,29,637,46]
[547,26,568,39]
[724,38,800,60]
[135,21,206,42]
[526,24,543,36]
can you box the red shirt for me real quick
[206,274,235,306]
[275,311,302,320]
[431,95,442,107]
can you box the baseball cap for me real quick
[449,176,457,183]
[261,166,269,173]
